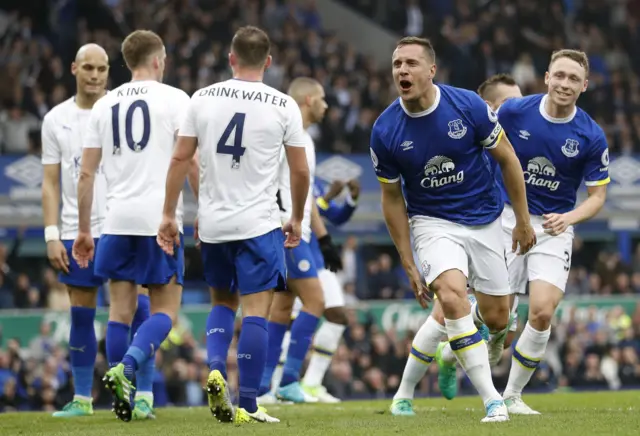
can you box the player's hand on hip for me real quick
[542,213,570,236]
[282,220,302,248]
[72,232,95,269]
[318,234,343,272]
[47,240,70,274]
[406,264,430,309]
[512,221,536,255]
[157,215,180,256]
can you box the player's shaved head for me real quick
[71,43,109,102]
[288,77,327,124]
[288,77,322,104]
[75,43,108,63]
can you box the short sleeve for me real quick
[469,93,504,149]
[41,115,61,165]
[283,97,307,147]
[583,132,610,187]
[178,97,198,137]
[172,90,191,132]
[370,125,400,183]
[83,103,103,149]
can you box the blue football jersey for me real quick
[369,84,504,226]
[496,94,610,216]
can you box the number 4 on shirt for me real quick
[217,112,246,169]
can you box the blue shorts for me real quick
[309,233,325,270]
[285,239,318,279]
[94,234,184,286]
[59,239,104,288]
[200,228,286,295]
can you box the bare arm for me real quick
[42,164,61,229]
[566,185,607,225]
[310,200,328,238]
[487,132,530,224]
[164,136,198,218]
[77,148,102,234]
[380,181,415,270]
[187,148,200,201]
[284,146,310,223]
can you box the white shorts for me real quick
[410,215,510,296]
[501,205,574,295]
[291,268,345,317]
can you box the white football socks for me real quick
[445,314,501,406]
[503,322,550,399]
[302,321,346,387]
[394,316,446,400]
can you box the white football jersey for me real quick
[180,79,307,243]
[278,130,315,242]
[84,81,189,236]
[41,97,107,240]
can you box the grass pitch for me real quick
[1,391,638,436]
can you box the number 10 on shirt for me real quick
[217,112,246,169]
[111,100,151,154]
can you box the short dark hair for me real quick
[231,26,271,68]
[396,36,436,62]
[121,30,164,70]
[477,73,517,100]
[549,49,590,77]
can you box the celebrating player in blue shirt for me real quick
[372,37,535,423]
[494,50,610,416]
[391,74,525,411]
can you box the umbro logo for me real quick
[519,130,530,140]
[400,141,414,151]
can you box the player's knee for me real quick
[109,303,135,324]
[431,277,466,315]
[324,307,347,325]
[68,286,98,308]
[211,288,239,312]
[481,303,510,332]
[241,290,273,319]
[528,304,554,330]
[302,291,325,317]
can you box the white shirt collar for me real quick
[399,85,441,118]
[539,94,576,124]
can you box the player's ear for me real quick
[228,52,235,68]
[71,62,78,77]
[582,79,589,92]
[429,63,436,79]
[544,71,550,85]
[264,55,272,71]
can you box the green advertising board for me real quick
[0,296,637,347]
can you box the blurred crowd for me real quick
[1,300,640,411]
[3,0,640,156]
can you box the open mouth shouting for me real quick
[399,79,413,92]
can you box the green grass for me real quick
[1,391,638,436]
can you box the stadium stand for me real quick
[0,0,639,412]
